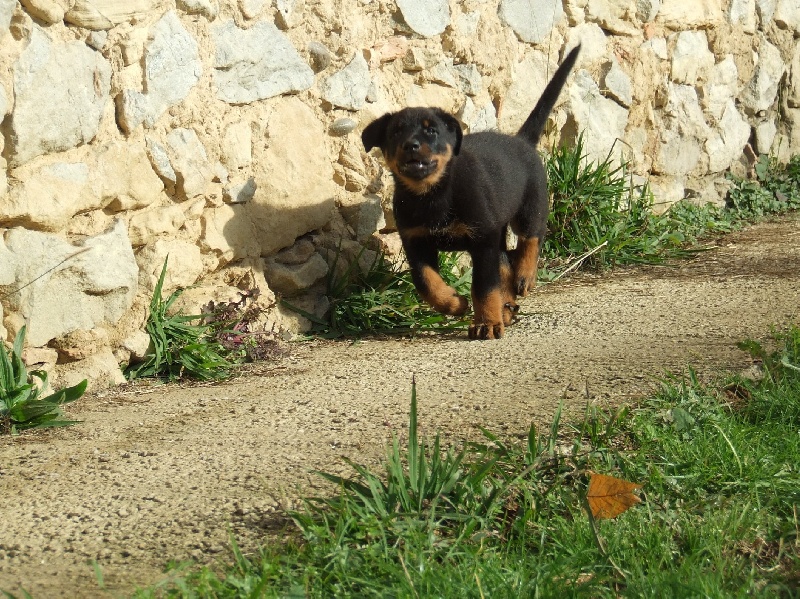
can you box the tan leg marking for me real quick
[513,236,540,297]
[499,258,519,326]
[469,289,505,340]
[420,265,469,316]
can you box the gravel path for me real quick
[1,215,798,598]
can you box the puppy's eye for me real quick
[425,126,437,136]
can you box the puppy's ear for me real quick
[361,113,394,153]
[435,110,464,156]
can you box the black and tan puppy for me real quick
[362,45,580,339]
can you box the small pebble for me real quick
[330,117,358,136]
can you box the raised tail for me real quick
[516,44,581,145]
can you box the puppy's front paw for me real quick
[442,293,469,316]
[468,320,504,340]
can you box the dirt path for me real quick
[1,215,799,598]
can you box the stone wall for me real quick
[0,0,798,388]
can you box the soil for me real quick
[1,215,798,598]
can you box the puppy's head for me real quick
[362,108,462,194]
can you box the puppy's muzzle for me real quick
[398,140,438,180]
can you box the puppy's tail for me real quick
[516,44,581,145]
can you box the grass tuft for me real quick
[286,247,472,338]
[0,326,86,434]
[125,258,237,382]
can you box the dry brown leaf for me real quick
[587,472,642,519]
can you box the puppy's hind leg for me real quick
[499,250,519,325]
[511,176,549,297]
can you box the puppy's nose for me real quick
[403,139,421,153]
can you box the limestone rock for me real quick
[275,0,303,29]
[0,85,6,119]
[788,43,800,108]
[50,328,110,362]
[701,55,739,119]
[755,119,777,154]
[239,0,264,18]
[774,0,800,30]
[320,54,371,111]
[705,100,751,173]
[98,141,164,212]
[247,99,336,256]
[221,121,252,170]
[636,0,660,21]
[499,50,555,133]
[657,0,725,28]
[136,239,204,292]
[20,0,73,24]
[741,37,785,113]
[165,128,214,200]
[339,194,386,241]
[602,59,633,107]
[9,27,111,167]
[453,64,483,96]
[177,0,218,20]
[4,162,95,231]
[427,60,458,88]
[396,0,450,37]
[145,138,177,186]
[52,347,125,391]
[756,0,776,22]
[21,347,58,371]
[265,253,328,296]
[565,23,608,67]
[0,220,138,347]
[222,177,256,204]
[128,205,187,247]
[212,19,313,104]
[65,0,153,30]
[117,11,202,133]
[671,30,714,85]
[273,239,315,265]
[122,330,152,361]
[458,97,498,133]
[564,70,630,165]
[0,0,14,38]
[201,204,261,264]
[586,0,638,35]
[500,0,564,43]
[655,84,710,176]
[729,0,757,32]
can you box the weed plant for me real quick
[544,134,691,269]
[132,325,800,598]
[126,258,236,381]
[0,326,86,434]
[287,248,472,338]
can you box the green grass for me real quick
[292,142,800,338]
[126,258,237,382]
[131,325,800,598]
[0,325,86,434]
[284,248,473,338]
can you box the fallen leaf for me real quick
[587,472,642,519]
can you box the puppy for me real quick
[362,45,580,339]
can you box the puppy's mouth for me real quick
[399,158,438,179]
